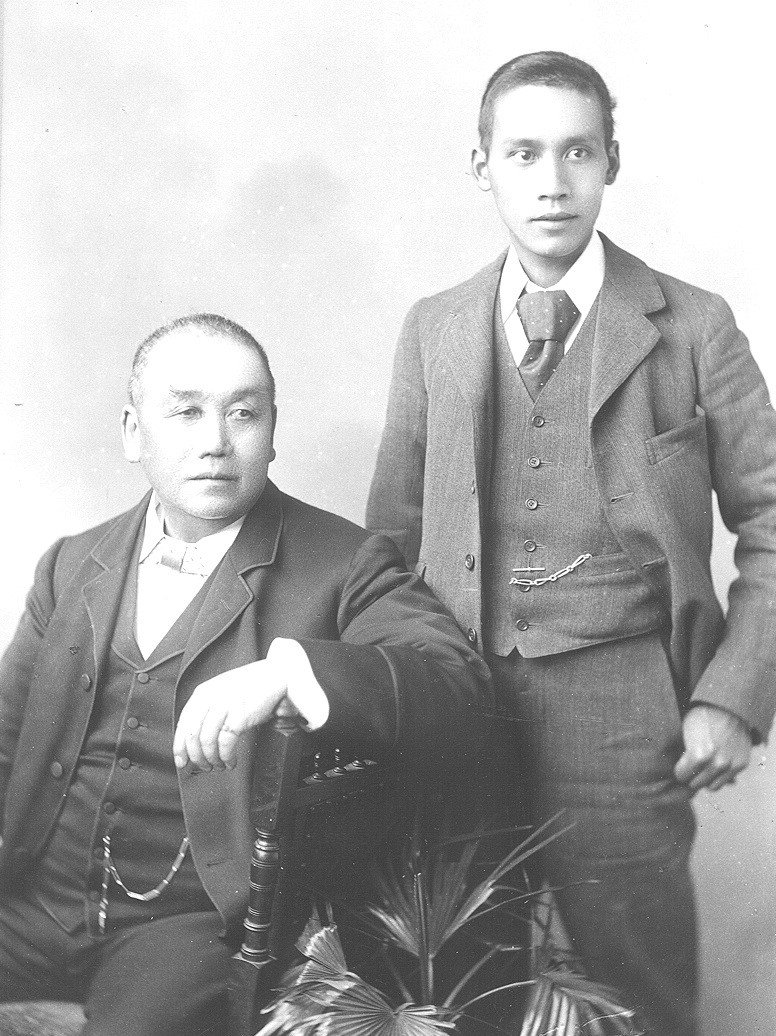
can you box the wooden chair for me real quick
[0,699,389,1036]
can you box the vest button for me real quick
[466,627,478,645]
[518,584,531,593]
[464,553,475,570]
[525,499,539,510]
[470,480,476,495]
[119,757,132,770]
[136,672,150,684]
[80,673,92,691]
[524,539,537,552]
[49,761,64,779]
[103,801,116,815]
[528,457,541,469]
[516,619,529,632]
[126,716,140,729]
[532,415,546,427]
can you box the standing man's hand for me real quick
[674,704,752,792]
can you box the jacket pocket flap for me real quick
[645,412,707,465]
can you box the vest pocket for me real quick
[644,412,707,465]
[572,551,635,578]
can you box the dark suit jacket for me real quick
[366,235,776,740]
[0,480,491,931]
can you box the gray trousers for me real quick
[490,630,698,1036]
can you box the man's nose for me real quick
[197,413,231,455]
[537,155,569,200]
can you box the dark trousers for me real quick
[0,891,232,1036]
[489,631,698,1036]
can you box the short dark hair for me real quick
[478,51,617,155]
[128,313,276,407]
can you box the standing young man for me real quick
[366,51,776,1035]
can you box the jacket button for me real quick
[103,801,117,815]
[126,716,140,729]
[470,480,476,495]
[464,553,475,571]
[525,499,539,510]
[136,672,150,684]
[524,539,537,552]
[528,457,541,469]
[80,674,92,691]
[49,761,64,779]
[516,619,529,632]
[532,415,546,427]
[466,627,478,645]
[518,584,531,593]
[119,757,132,770]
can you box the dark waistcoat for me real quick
[31,543,214,934]
[483,302,666,658]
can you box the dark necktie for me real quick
[516,289,580,400]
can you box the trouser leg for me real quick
[0,891,232,1036]
[83,911,232,1036]
[0,889,98,1001]
[491,632,699,1036]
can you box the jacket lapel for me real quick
[588,235,667,422]
[82,494,151,682]
[440,253,506,494]
[179,480,283,677]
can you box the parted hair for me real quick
[478,51,617,155]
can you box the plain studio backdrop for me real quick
[0,1,774,1030]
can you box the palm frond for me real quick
[305,985,456,1036]
[262,810,643,1036]
[519,968,643,1036]
[367,813,570,963]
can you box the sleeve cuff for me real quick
[266,637,330,731]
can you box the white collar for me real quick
[138,492,245,567]
[499,230,605,325]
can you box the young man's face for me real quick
[122,330,276,542]
[472,84,619,286]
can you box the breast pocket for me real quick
[645,412,708,466]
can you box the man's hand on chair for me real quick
[173,659,288,771]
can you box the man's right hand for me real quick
[173,659,289,772]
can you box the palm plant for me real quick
[259,812,643,1035]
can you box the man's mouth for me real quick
[190,474,236,481]
[532,213,577,222]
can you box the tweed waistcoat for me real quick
[483,302,666,658]
[31,539,215,934]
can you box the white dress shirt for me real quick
[135,494,329,729]
[499,230,606,366]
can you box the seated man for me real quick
[0,313,491,1036]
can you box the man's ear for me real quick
[471,147,492,192]
[269,404,277,462]
[605,140,620,185]
[121,404,141,463]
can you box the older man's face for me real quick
[122,329,276,541]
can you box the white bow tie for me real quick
[155,538,209,577]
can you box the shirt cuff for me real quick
[266,637,330,731]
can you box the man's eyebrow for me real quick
[500,132,601,149]
[164,386,270,402]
